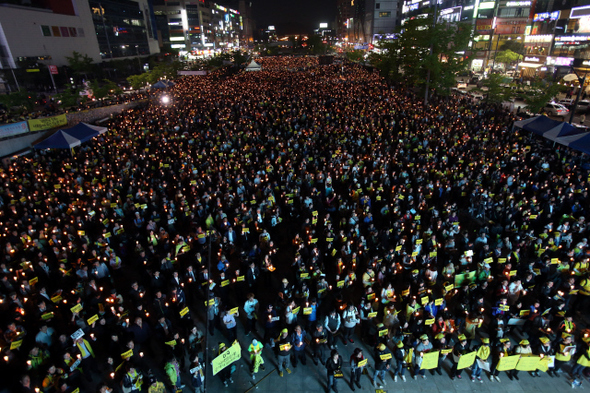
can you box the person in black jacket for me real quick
[373,343,392,388]
[326,349,343,393]
[450,334,469,380]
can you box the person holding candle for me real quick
[290,324,307,367]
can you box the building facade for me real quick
[153,0,243,55]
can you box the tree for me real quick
[127,73,151,90]
[231,50,249,67]
[494,49,522,70]
[368,39,402,82]
[346,50,365,63]
[306,35,327,55]
[0,89,37,112]
[66,51,94,77]
[55,88,83,109]
[474,74,512,104]
[524,81,566,114]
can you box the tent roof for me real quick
[245,60,261,71]
[33,122,107,150]
[543,122,585,142]
[34,130,83,149]
[566,133,590,155]
[151,80,168,89]
[513,115,564,136]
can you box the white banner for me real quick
[0,121,29,138]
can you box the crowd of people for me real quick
[1,55,590,393]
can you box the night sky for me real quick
[251,0,337,35]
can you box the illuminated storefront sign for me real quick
[505,1,531,6]
[533,11,559,21]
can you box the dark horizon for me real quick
[251,0,337,35]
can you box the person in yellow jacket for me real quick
[74,336,98,382]
[511,339,533,380]
[571,339,590,388]
[248,339,265,379]
[471,337,490,383]
[554,333,575,375]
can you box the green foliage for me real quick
[55,88,82,109]
[306,35,327,55]
[89,80,109,100]
[0,89,37,112]
[499,40,524,54]
[66,51,94,75]
[231,50,249,66]
[524,81,566,114]
[371,15,472,96]
[494,50,522,67]
[346,50,365,63]
[127,73,151,90]
[475,74,512,104]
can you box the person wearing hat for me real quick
[450,334,469,380]
[554,333,575,375]
[393,340,408,382]
[536,336,555,377]
[471,337,490,382]
[326,349,343,393]
[216,342,234,387]
[373,343,392,388]
[511,339,533,380]
[276,328,292,377]
[349,348,365,390]
[248,339,265,379]
[122,364,144,393]
[490,339,512,382]
[312,323,329,365]
[414,334,433,379]
[433,332,450,376]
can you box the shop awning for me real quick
[519,62,543,68]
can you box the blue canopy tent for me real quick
[33,122,107,150]
[512,115,564,136]
[566,133,590,155]
[151,81,168,89]
[542,122,586,142]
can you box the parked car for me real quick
[576,100,590,113]
[543,102,570,118]
[558,98,575,109]
[457,81,468,89]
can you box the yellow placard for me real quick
[28,114,68,132]
[70,303,83,314]
[337,280,345,288]
[121,349,133,359]
[180,307,190,317]
[10,339,23,350]
[229,307,239,315]
[303,307,312,315]
[498,258,507,264]
[519,310,530,317]
[379,329,388,337]
[358,359,368,367]
[497,355,520,371]
[435,298,443,306]
[212,341,242,375]
[51,294,62,303]
[165,340,177,346]
[380,353,392,360]
[236,275,245,282]
[441,348,453,355]
[28,277,39,285]
[87,314,99,325]
[292,306,300,315]
[280,344,292,351]
[457,351,477,369]
[41,312,54,320]
[425,318,435,326]
[300,272,309,279]
[421,296,429,305]
[421,351,439,370]
[516,356,540,371]
[368,312,378,318]
[221,280,230,287]
[445,284,454,292]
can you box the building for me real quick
[341,0,400,44]
[0,0,160,74]
[0,0,101,69]
[153,0,243,55]
[88,0,159,60]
